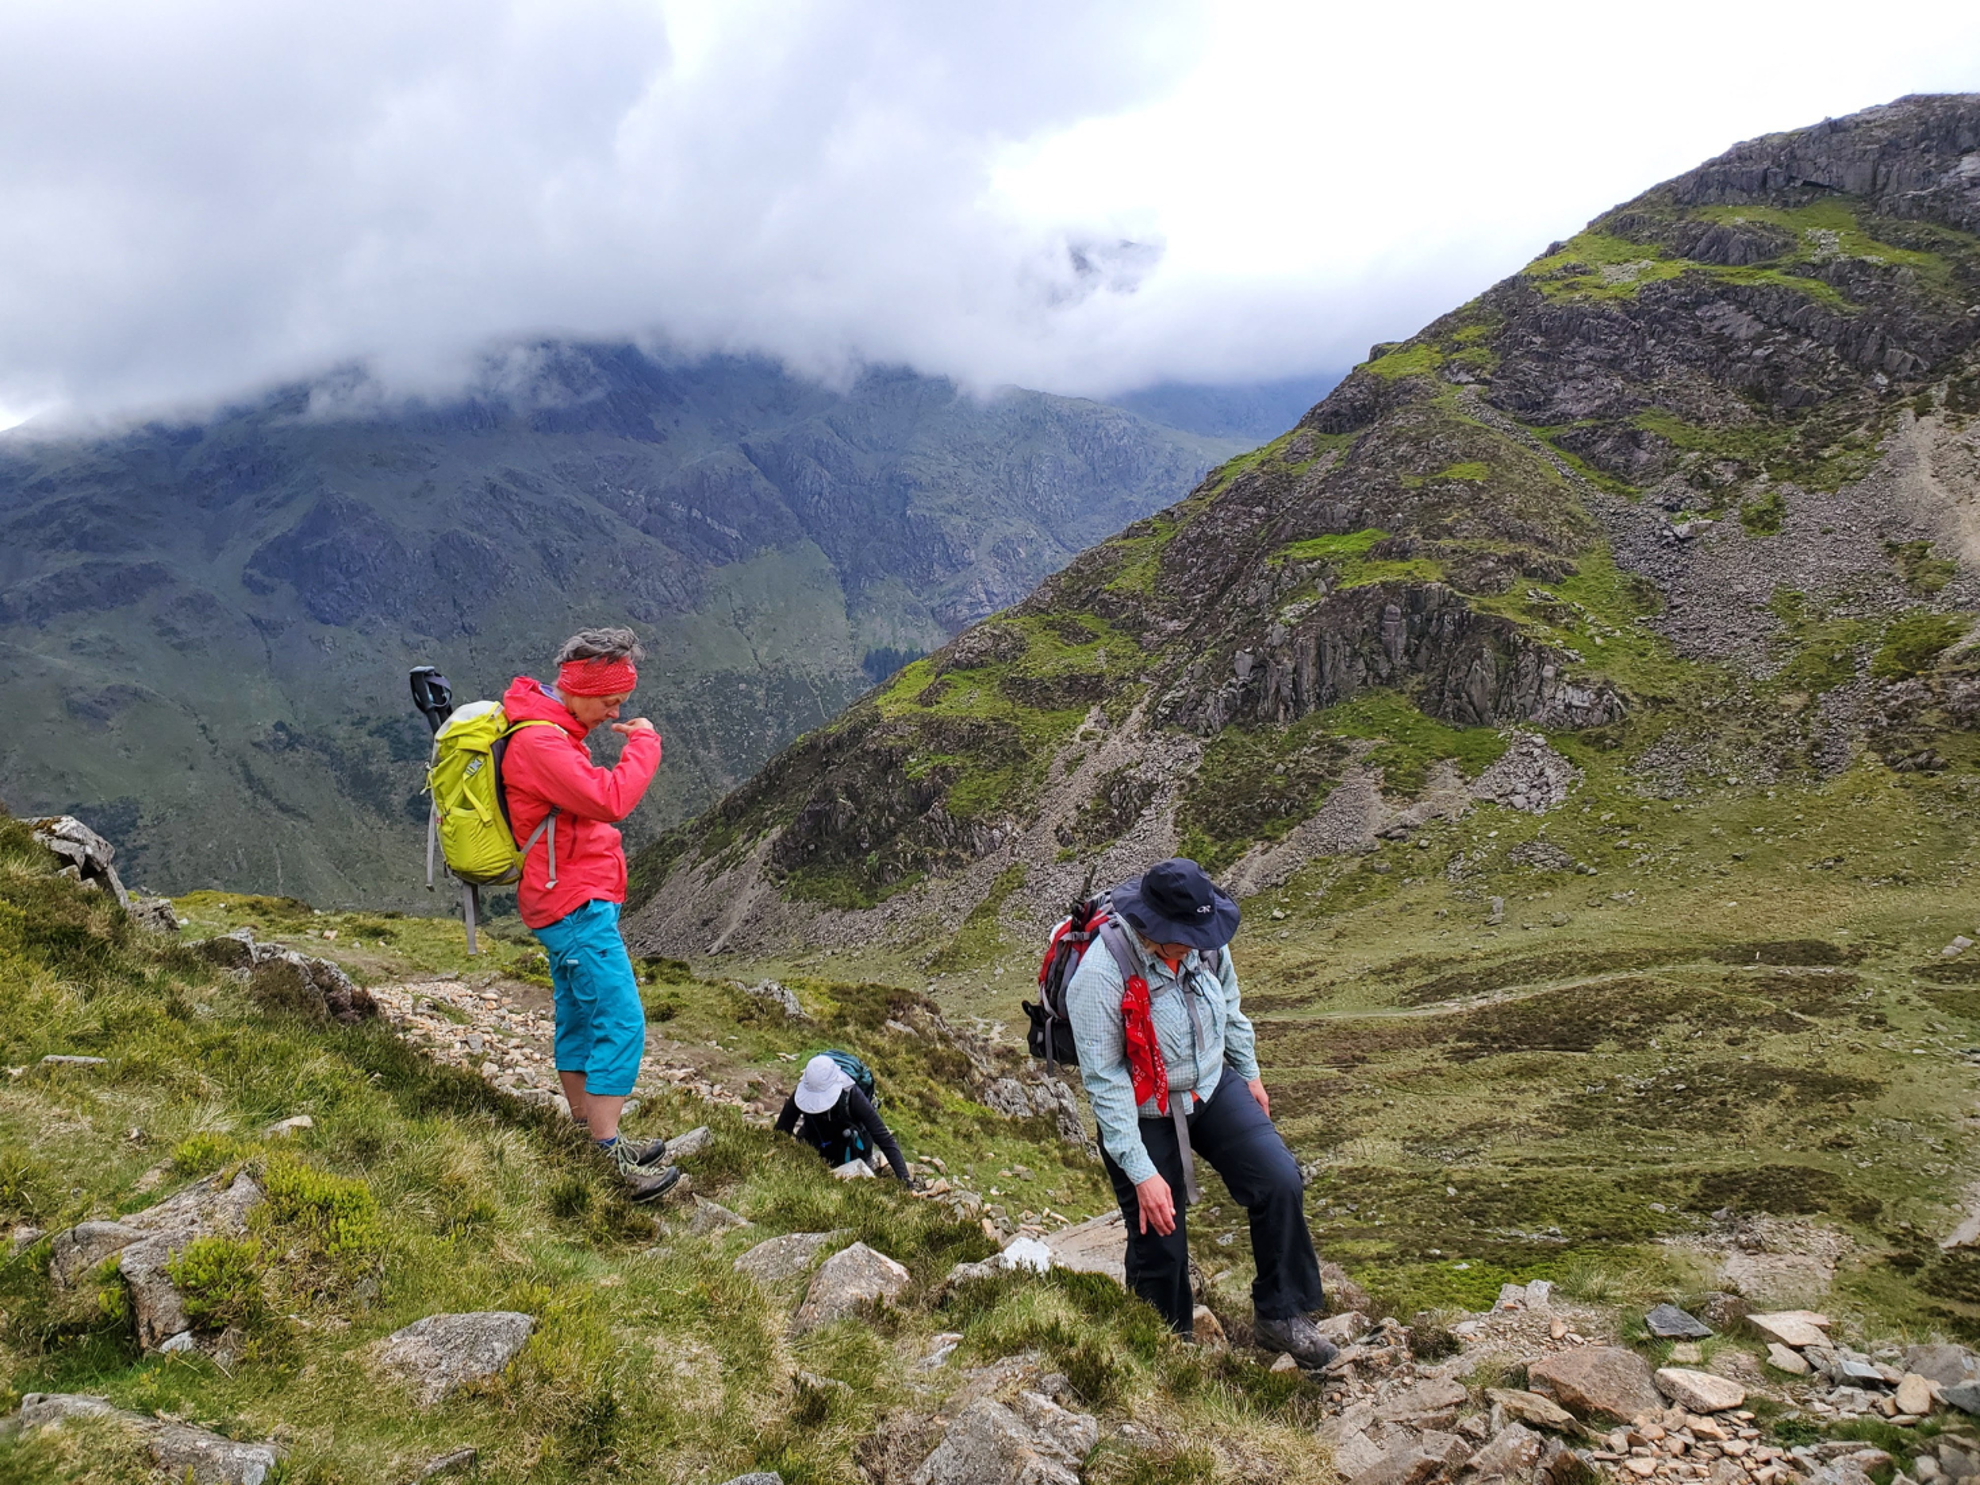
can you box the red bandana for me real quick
[556,657,638,697]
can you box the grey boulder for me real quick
[734,1230,847,1287]
[791,1242,910,1334]
[373,1311,536,1407]
[913,1391,1097,1485]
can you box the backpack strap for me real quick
[1097,917,1202,1205]
[501,719,565,887]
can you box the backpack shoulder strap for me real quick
[1095,916,1143,983]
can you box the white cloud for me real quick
[0,0,1976,422]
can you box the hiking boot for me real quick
[576,1123,667,1166]
[1252,1313,1339,1370]
[618,1135,669,1167]
[609,1144,682,1203]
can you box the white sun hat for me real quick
[794,1054,854,1115]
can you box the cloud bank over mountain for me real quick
[2,0,1978,425]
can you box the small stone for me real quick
[918,1333,963,1370]
[39,1054,107,1068]
[717,1475,785,1485]
[9,1225,45,1255]
[1271,1352,1300,1373]
[1552,1318,1570,1341]
[686,1199,751,1236]
[1192,1305,1228,1351]
[416,1448,479,1480]
[262,1115,314,1138]
[1527,1279,1555,1309]
[1765,1344,1811,1376]
[158,1330,197,1354]
[667,1126,713,1161]
[1656,1368,1746,1413]
[1486,1388,1581,1434]
[1647,1305,1713,1340]
[1746,1311,1831,1350]
[1895,1374,1935,1416]
[830,1159,876,1180]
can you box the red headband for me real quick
[557,656,638,697]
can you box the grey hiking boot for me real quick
[609,1143,681,1203]
[1253,1313,1339,1370]
[576,1123,667,1166]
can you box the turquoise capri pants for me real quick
[532,899,646,1098]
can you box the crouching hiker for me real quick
[502,627,679,1202]
[776,1054,915,1186]
[1065,857,1337,1366]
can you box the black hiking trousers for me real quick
[1099,1071,1324,1334]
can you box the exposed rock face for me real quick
[371,1311,536,1407]
[628,94,1980,959]
[47,1171,266,1351]
[790,1242,911,1333]
[1528,1346,1665,1424]
[17,1392,282,1484]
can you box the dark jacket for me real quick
[775,1086,910,1183]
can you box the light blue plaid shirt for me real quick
[1064,924,1260,1186]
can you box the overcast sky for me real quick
[3,0,1979,428]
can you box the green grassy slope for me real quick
[0,810,1345,1484]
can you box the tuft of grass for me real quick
[1873,612,1968,679]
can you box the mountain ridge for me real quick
[623,92,1980,963]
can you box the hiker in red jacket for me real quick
[501,627,677,1201]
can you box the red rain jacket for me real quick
[499,676,662,930]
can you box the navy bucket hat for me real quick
[1111,857,1241,951]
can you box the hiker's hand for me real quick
[612,718,656,736]
[1135,1173,1176,1236]
[1247,1077,1271,1119]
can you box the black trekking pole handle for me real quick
[410,666,455,736]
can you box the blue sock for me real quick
[595,1134,619,1151]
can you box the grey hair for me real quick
[554,627,644,667]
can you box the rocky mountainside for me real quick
[626,93,1980,960]
[0,350,1237,905]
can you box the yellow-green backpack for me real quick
[424,701,560,950]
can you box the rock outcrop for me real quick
[47,1171,266,1351]
[13,1392,282,1485]
[30,816,130,909]
[191,928,376,1025]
